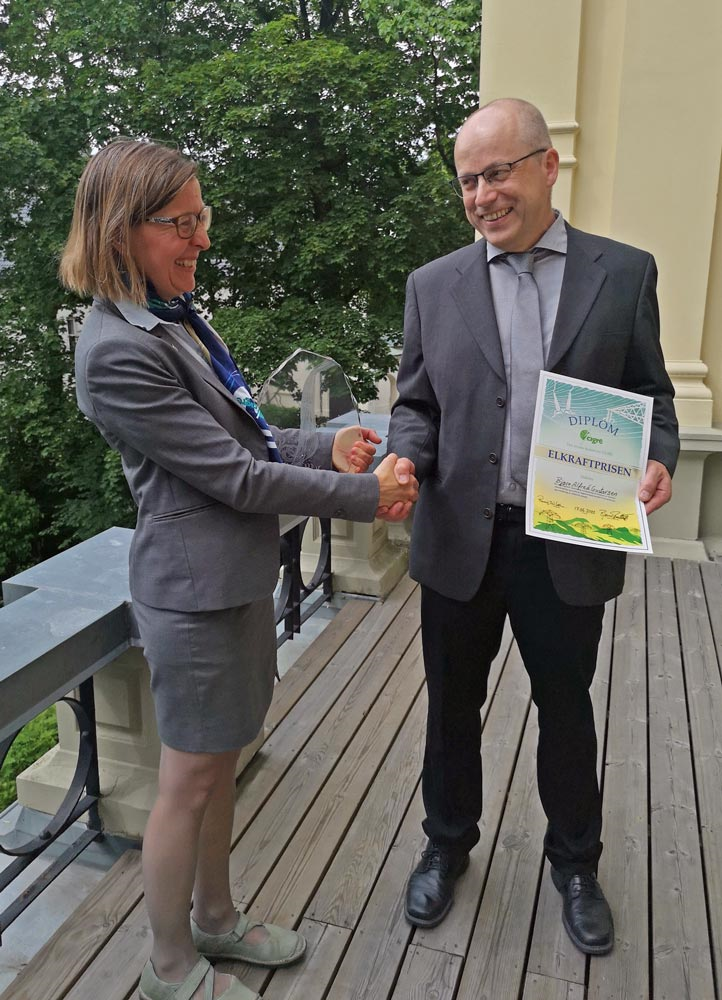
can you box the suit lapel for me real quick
[547,225,607,370]
[449,241,506,380]
[194,353,241,407]
[187,349,266,434]
[102,299,265,436]
[150,319,266,434]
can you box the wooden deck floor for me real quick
[3,556,722,1000]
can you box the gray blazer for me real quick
[75,300,379,612]
[388,223,680,606]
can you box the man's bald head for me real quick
[452,98,558,251]
[456,99,552,156]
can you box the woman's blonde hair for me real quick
[60,140,198,305]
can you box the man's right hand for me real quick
[374,455,417,521]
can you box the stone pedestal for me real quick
[301,516,408,599]
[648,427,722,558]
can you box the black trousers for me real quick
[420,513,605,876]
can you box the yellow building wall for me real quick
[479,0,722,552]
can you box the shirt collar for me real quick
[487,209,567,262]
[112,299,167,331]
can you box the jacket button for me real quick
[489,453,498,464]
[496,396,505,407]
[483,507,493,519]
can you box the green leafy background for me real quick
[0,0,480,580]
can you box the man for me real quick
[385,98,679,955]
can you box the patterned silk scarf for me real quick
[146,287,282,463]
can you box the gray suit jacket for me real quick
[388,224,679,606]
[75,299,379,612]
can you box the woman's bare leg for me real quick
[190,750,239,933]
[189,747,269,948]
[142,744,238,999]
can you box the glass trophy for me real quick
[258,348,362,458]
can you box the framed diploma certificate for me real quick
[526,372,653,553]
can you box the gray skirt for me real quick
[132,596,277,753]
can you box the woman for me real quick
[60,139,417,1000]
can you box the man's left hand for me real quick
[332,426,382,473]
[638,459,673,514]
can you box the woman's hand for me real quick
[332,426,382,473]
[373,453,418,519]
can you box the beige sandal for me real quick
[191,910,306,967]
[139,956,259,1000]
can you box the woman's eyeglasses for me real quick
[146,206,212,238]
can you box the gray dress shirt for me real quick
[488,210,567,505]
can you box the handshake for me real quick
[373,453,418,522]
[331,425,418,522]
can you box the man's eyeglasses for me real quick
[146,206,213,238]
[449,148,549,197]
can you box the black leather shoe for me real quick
[551,869,614,954]
[404,842,469,928]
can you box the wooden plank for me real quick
[673,558,722,989]
[215,915,350,1000]
[699,560,722,657]
[228,588,422,903]
[455,715,546,1000]
[528,600,615,984]
[249,642,426,925]
[415,640,532,957]
[388,944,462,1000]
[522,972,586,1000]
[306,689,425,929]
[310,623,516,937]
[229,578,419,843]
[647,557,715,1000]
[61,901,150,1000]
[0,850,143,1000]
[265,597,374,733]
[323,791,427,1000]
[588,555,648,1000]
[261,919,350,1000]
[24,591,417,1000]
[6,581,420,1000]
[594,601,616,777]
[13,563,722,1000]
[59,886,347,1000]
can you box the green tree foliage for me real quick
[0,0,480,579]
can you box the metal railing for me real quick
[276,516,333,647]
[0,681,102,943]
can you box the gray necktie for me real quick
[507,251,543,488]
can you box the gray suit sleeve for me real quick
[387,272,441,482]
[79,335,379,521]
[272,426,335,469]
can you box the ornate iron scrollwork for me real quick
[0,679,101,940]
[275,517,333,651]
